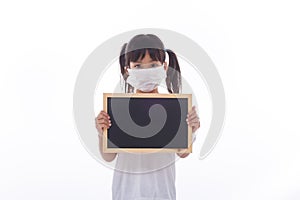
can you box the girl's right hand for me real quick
[95,110,111,135]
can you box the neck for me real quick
[136,88,159,93]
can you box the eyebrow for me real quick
[133,59,155,63]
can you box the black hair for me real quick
[119,34,182,94]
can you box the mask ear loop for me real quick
[123,66,134,93]
[124,66,130,75]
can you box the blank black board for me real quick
[103,93,192,153]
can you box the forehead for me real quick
[132,51,155,63]
[127,48,164,65]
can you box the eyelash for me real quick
[134,64,159,68]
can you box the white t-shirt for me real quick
[112,133,196,200]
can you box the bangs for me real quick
[126,48,165,64]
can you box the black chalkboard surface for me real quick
[103,93,192,153]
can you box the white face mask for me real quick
[126,65,167,92]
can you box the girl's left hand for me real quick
[186,106,200,133]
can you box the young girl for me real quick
[95,34,200,200]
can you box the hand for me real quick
[95,110,111,136]
[186,106,200,133]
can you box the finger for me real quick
[99,111,110,119]
[97,111,104,118]
[188,106,196,113]
[96,116,108,123]
[96,112,110,121]
[97,110,110,119]
[97,123,109,131]
[189,106,198,114]
[96,123,104,131]
[97,123,110,130]
[186,114,197,124]
[102,124,110,129]
[98,118,110,124]
[96,119,111,127]
[100,121,111,128]
[189,121,200,128]
[187,112,197,120]
[95,117,111,129]
[95,115,103,122]
[101,111,110,118]
[96,117,110,124]
[188,115,199,123]
[96,124,103,133]
[187,108,196,117]
[188,107,196,114]
[190,121,200,129]
[188,122,199,127]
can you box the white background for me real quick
[1,0,300,199]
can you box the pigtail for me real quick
[119,43,134,93]
[119,43,127,76]
[165,49,182,94]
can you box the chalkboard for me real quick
[103,93,192,153]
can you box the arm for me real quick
[95,110,117,162]
[98,134,117,162]
[176,133,195,158]
[177,152,190,158]
[177,105,200,158]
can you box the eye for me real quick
[134,64,141,68]
[151,63,159,67]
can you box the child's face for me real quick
[125,50,168,93]
[129,50,168,71]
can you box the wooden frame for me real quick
[103,93,192,153]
